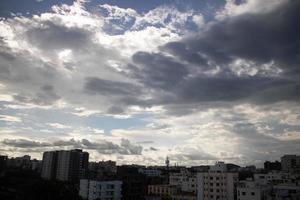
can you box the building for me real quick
[172,194,197,200]
[41,151,58,180]
[237,179,271,200]
[31,159,42,172]
[148,185,178,200]
[0,155,8,170]
[264,161,281,171]
[89,160,117,179]
[6,155,31,169]
[169,169,197,194]
[271,184,300,200]
[281,155,300,172]
[41,149,89,182]
[139,168,162,177]
[253,171,291,185]
[79,179,122,200]
[117,165,147,200]
[197,162,238,200]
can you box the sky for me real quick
[0,0,299,167]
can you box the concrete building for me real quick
[281,155,300,172]
[264,161,281,171]
[41,151,58,180]
[117,165,147,200]
[89,160,117,179]
[31,159,42,172]
[0,155,8,170]
[7,155,31,169]
[139,168,162,177]
[197,162,238,200]
[169,169,197,194]
[56,149,89,182]
[271,184,300,200]
[237,179,271,200]
[254,171,291,185]
[79,179,122,200]
[41,149,89,182]
[148,185,178,200]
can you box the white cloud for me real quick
[46,123,71,129]
[216,0,287,20]
[192,14,205,28]
[0,115,22,122]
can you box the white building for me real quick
[237,179,271,200]
[169,169,197,194]
[197,162,238,200]
[80,179,122,200]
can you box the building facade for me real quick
[197,162,238,200]
[41,151,58,180]
[41,149,89,182]
[281,155,300,172]
[237,179,271,200]
[80,179,122,200]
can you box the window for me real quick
[251,192,255,196]
[242,192,246,196]
[107,184,114,189]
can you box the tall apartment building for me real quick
[41,149,89,182]
[79,179,122,200]
[281,155,300,172]
[197,162,238,200]
[41,151,58,180]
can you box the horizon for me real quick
[0,0,300,168]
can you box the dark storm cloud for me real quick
[130,51,188,89]
[84,77,141,96]
[176,0,300,69]
[13,85,60,105]
[231,122,300,161]
[106,106,125,114]
[2,138,143,155]
[177,76,298,103]
[172,151,216,161]
[128,0,300,107]
[2,139,52,148]
[149,147,158,151]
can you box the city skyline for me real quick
[0,0,300,167]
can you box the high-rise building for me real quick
[41,149,89,182]
[281,155,300,172]
[41,151,58,180]
[197,162,238,200]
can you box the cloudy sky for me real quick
[0,0,299,167]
